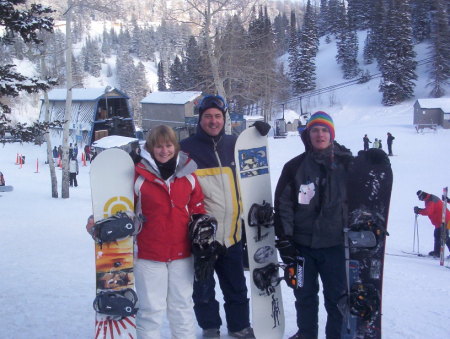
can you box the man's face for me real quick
[200,108,224,137]
[309,125,331,150]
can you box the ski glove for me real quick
[414,206,422,214]
[192,240,225,281]
[275,238,300,264]
[253,121,271,136]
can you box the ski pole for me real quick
[413,214,419,253]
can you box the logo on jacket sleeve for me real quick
[298,182,315,205]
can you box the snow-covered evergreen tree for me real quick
[288,10,301,93]
[347,0,371,29]
[169,55,185,91]
[363,0,385,65]
[427,0,450,97]
[336,2,360,79]
[157,61,167,91]
[295,0,317,94]
[184,36,202,90]
[0,0,55,117]
[411,0,432,42]
[379,0,417,106]
[273,12,290,56]
[318,0,330,38]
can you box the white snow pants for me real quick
[134,256,196,339]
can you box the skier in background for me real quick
[69,156,79,187]
[387,132,395,156]
[274,111,354,339]
[378,138,383,149]
[363,134,372,151]
[414,190,450,257]
[373,138,380,148]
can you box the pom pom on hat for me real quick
[306,111,335,140]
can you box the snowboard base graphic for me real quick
[342,150,393,339]
[90,148,137,338]
[235,126,284,339]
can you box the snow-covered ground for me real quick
[1,30,450,338]
[1,105,450,338]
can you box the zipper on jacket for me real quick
[213,138,230,242]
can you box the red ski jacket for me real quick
[418,194,450,229]
[135,150,206,262]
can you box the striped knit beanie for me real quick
[306,111,335,141]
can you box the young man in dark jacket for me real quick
[180,95,254,339]
[274,111,353,339]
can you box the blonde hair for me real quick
[145,125,179,156]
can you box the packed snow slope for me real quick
[1,33,449,338]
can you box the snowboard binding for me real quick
[91,212,136,245]
[253,257,305,295]
[347,209,389,250]
[253,263,281,295]
[248,201,274,241]
[93,288,138,318]
[349,283,380,321]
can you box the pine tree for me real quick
[347,0,371,29]
[169,55,185,91]
[0,0,61,142]
[379,0,417,106]
[427,0,450,97]
[336,2,360,79]
[184,36,202,90]
[411,0,432,42]
[288,10,302,93]
[0,0,55,117]
[318,0,330,38]
[295,0,317,94]
[363,0,385,65]
[273,12,290,56]
[157,61,167,91]
[101,25,112,57]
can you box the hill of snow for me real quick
[1,32,449,338]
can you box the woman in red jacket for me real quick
[414,190,450,257]
[134,125,206,339]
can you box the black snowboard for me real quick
[341,149,393,339]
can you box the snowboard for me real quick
[0,185,13,192]
[234,125,285,339]
[341,149,393,339]
[90,148,137,338]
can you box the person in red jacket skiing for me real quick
[414,190,450,257]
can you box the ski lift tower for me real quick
[274,104,288,139]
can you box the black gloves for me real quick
[275,238,300,264]
[365,148,390,165]
[414,206,422,214]
[189,214,224,281]
[192,241,225,281]
[253,121,271,136]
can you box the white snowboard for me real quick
[234,126,285,339]
[90,148,136,339]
